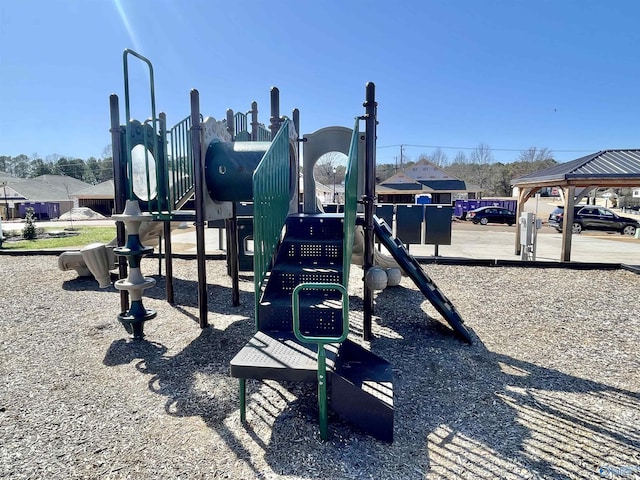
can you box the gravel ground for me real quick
[1,255,639,479]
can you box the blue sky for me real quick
[2,0,640,166]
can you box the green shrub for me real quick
[22,208,37,240]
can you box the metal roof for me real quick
[513,149,640,186]
[380,182,426,191]
[417,179,467,191]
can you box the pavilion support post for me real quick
[514,187,532,255]
[560,186,575,262]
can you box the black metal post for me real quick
[250,101,259,141]
[227,203,240,306]
[333,167,337,203]
[163,221,174,303]
[270,87,280,138]
[293,108,300,212]
[226,109,235,140]
[191,89,208,328]
[363,83,377,341]
[109,94,129,313]
[159,111,174,303]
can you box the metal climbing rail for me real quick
[121,49,172,214]
[252,120,291,317]
[234,111,271,142]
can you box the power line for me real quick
[377,143,596,153]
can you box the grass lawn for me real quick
[1,226,117,250]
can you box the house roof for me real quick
[513,149,640,187]
[380,183,427,191]
[378,160,479,194]
[73,180,115,198]
[377,185,427,195]
[0,172,23,185]
[7,175,92,202]
[417,179,467,191]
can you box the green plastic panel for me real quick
[253,120,291,324]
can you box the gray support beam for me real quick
[560,186,576,262]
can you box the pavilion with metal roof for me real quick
[512,149,640,261]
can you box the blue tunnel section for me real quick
[204,141,271,202]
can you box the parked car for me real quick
[548,205,639,235]
[466,206,516,226]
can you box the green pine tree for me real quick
[22,207,37,240]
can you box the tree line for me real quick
[376,145,557,196]
[314,145,557,197]
[6,143,558,198]
[0,151,114,184]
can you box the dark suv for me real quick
[548,205,639,235]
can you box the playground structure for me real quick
[97,49,473,442]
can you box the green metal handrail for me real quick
[168,115,195,210]
[291,282,349,440]
[342,119,360,286]
[256,124,271,141]
[122,49,160,206]
[253,119,291,324]
[234,112,251,141]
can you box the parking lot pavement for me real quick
[186,221,639,266]
[407,225,639,264]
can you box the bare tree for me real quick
[518,147,553,163]
[428,147,449,167]
[470,142,494,164]
[102,144,112,160]
[452,151,467,164]
[466,143,493,191]
[314,151,347,185]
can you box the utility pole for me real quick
[400,144,404,169]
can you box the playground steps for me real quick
[230,213,394,441]
[372,216,473,344]
[229,333,394,442]
[258,214,344,333]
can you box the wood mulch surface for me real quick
[1,256,639,479]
